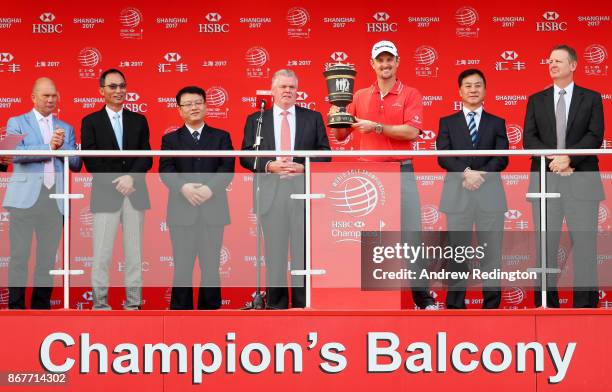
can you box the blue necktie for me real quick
[468,111,478,147]
[112,113,123,150]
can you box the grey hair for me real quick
[271,69,298,88]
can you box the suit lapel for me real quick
[24,111,44,144]
[543,87,557,136]
[178,126,196,149]
[121,109,129,150]
[293,107,304,150]
[263,110,275,150]
[100,108,120,150]
[453,111,473,149]
[477,111,490,149]
[567,85,584,133]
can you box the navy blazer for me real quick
[240,105,330,215]
[81,107,153,213]
[523,84,604,201]
[437,110,509,213]
[159,125,234,226]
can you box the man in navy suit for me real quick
[81,69,152,310]
[3,77,81,309]
[241,69,330,309]
[159,86,234,310]
[523,45,605,308]
[437,69,509,309]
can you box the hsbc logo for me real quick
[296,91,316,109]
[367,11,397,32]
[124,92,148,113]
[205,13,222,22]
[296,91,309,101]
[164,52,181,62]
[331,51,348,62]
[33,12,62,34]
[125,92,140,102]
[200,12,229,33]
[500,50,518,60]
[543,11,559,21]
[373,12,390,22]
[537,11,567,31]
[420,130,436,140]
[0,53,14,63]
[82,291,93,301]
[40,12,56,22]
[505,210,522,220]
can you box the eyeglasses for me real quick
[104,83,127,90]
[178,100,205,108]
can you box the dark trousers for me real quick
[169,219,224,310]
[261,179,305,309]
[8,186,62,309]
[401,163,435,308]
[444,199,504,309]
[531,178,599,308]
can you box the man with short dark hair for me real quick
[3,77,81,309]
[523,44,605,308]
[437,69,509,309]
[331,40,437,309]
[81,68,152,310]
[159,86,234,310]
[241,69,330,309]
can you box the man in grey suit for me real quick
[2,77,80,309]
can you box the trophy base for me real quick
[327,113,355,128]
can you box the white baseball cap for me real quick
[371,40,398,59]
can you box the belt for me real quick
[400,159,413,166]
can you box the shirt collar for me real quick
[32,109,53,122]
[372,79,403,95]
[105,105,123,118]
[462,105,483,117]
[186,123,205,135]
[273,104,296,116]
[553,82,574,96]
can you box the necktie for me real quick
[468,111,478,147]
[555,89,567,149]
[280,110,292,161]
[112,113,123,150]
[40,117,55,189]
[192,131,200,142]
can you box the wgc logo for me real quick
[454,6,479,38]
[329,173,384,217]
[287,7,310,38]
[506,124,523,148]
[119,7,143,39]
[206,87,229,119]
[245,47,270,78]
[78,47,102,79]
[414,45,439,77]
[583,44,608,76]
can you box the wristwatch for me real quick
[374,123,383,134]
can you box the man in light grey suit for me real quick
[2,77,81,309]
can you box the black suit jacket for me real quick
[240,105,331,214]
[159,125,234,226]
[0,164,6,172]
[523,84,604,201]
[437,110,509,213]
[81,107,153,213]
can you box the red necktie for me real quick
[280,110,292,162]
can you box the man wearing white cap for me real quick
[331,40,437,309]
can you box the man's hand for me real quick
[557,166,574,177]
[195,185,213,203]
[351,117,377,134]
[463,169,486,191]
[267,158,304,178]
[548,155,571,173]
[181,183,205,206]
[112,175,135,196]
[50,127,65,150]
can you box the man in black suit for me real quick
[437,69,509,309]
[240,69,330,309]
[81,68,152,310]
[159,86,234,310]
[523,44,605,308]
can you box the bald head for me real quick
[31,77,58,117]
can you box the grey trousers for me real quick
[91,197,144,310]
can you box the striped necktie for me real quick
[468,111,478,147]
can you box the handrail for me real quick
[0,148,610,157]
